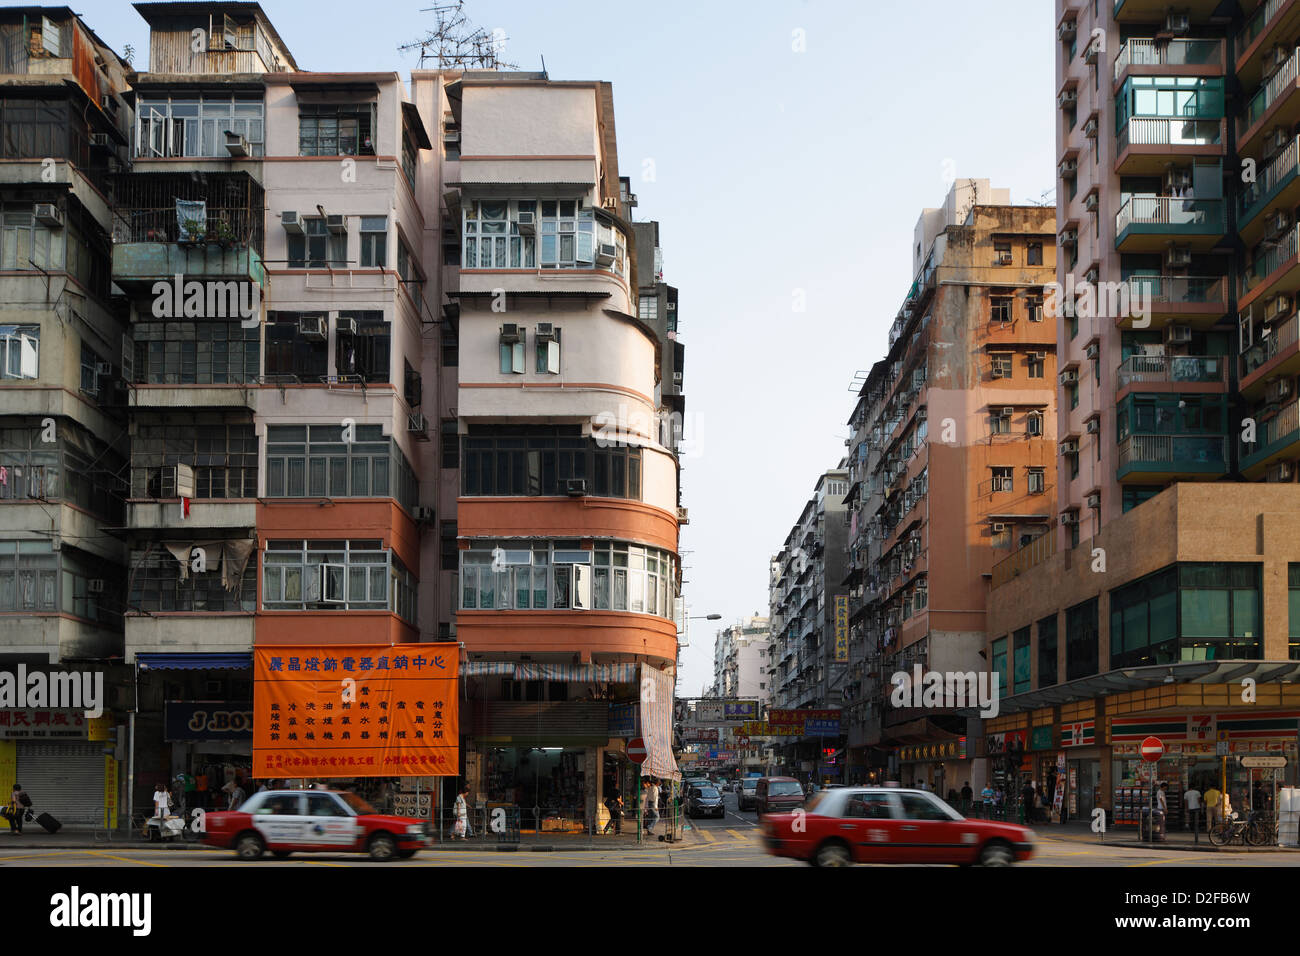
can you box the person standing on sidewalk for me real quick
[643,777,660,836]
[1205,784,1222,832]
[453,785,470,840]
[5,784,28,834]
[1184,782,1201,832]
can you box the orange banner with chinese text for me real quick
[253,644,458,779]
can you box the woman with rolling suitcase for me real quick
[6,784,30,834]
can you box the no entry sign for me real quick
[627,737,647,764]
[1140,736,1165,763]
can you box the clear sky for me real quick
[71,0,1056,694]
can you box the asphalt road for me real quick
[1,794,1296,867]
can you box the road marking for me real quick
[85,850,167,868]
[697,829,715,844]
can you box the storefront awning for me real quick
[136,653,253,671]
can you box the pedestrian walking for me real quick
[5,784,29,834]
[1205,784,1222,832]
[643,777,660,835]
[961,781,973,811]
[1021,780,1036,823]
[453,784,470,840]
[224,779,246,811]
[1183,782,1201,831]
[153,782,172,819]
[603,787,623,835]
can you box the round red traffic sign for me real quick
[627,737,648,764]
[1140,736,1165,763]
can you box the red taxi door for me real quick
[839,790,905,864]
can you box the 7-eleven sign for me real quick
[1187,715,1216,741]
[1061,719,1095,748]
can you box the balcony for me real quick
[1241,312,1300,393]
[1120,275,1228,329]
[1114,197,1224,252]
[112,242,266,291]
[1239,136,1300,242]
[1116,355,1228,399]
[1114,0,1223,19]
[1115,117,1224,175]
[1236,0,1300,75]
[1240,398,1300,475]
[1240,225,1300,308]
[1116,433,1227,481]
[126,499,257,535]
[1239,47,1300,157]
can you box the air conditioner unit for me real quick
[281,211,305,234]
[535,322,555,341]
[1058,158,1078,177]
[326,214,347,234]
[1061,229,1078,245]
[414,506,435,522]
[1165,246,1192,268]
[1059,368,1079,384]
[1266,127,1290,156]
[90,132,113,150]
[1268,377,1293,402]
[997,252,1013,265]
[516,211,536,235]
[1061,512,1079,526]
[499,323,520,343]
[88,579,105,593]
[1166,324,1192,344]
[1057,19,1077,41]
[673,372,683,383]
[1033,351,1047,360]
[34,203,61,228]
[298,315,327,340]
[1083,117,1098,138]
[1001,406,1015,418]
[223,130,250,157]
[1269,210,1292,239]
[1165,12,1190,34]
[1084,38,1101,63]
[1086,343,1099,359]
[565,478,588,497]
[95,362,114,377]
[335,316,357,336]
[1061,440,1079,455]
[991,366,1007,379]
[442,129,460,144]
[594,242,617,266]
[1271,461,1294,482]
[991,522,1007,533]
[101,93,118,115]
[1086,492,1101,509]
[408,412,428,435]
[1268,296,1292,321]
[1084,193,1098,212]
[1058,88,1078,108]
[1086,418,1100,434]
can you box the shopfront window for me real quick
[484,747,587,830]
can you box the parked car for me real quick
[738,778,760,810]
[761,787,1035,867]
[755,776,805,815]
[202,789,431,861]
[687,785,726,818]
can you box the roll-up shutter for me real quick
[15,741,106,825]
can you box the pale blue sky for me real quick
[70,0,1057,693]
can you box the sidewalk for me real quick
[1035,818,1295,852]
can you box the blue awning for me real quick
[136,653,252,671]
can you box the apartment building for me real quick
[0,6,134,822]
[974,2,1300,825]
[767,469,848,780]
[839,180,1058,792]
[411,68,684,827]
[711,615,772,701]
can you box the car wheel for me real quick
[978,842,1014,867]
[271,850,292,860]
[234,832,264,860]
[397,849,418,859]
[368,832,398,861]
[814,842,852,867]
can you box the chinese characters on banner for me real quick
[834,595,849,662]
[253,644,459,779]
[765,709,842,736]
[0,709,87,739]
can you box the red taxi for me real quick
[761,787,1035,867]
[202,789,432,861]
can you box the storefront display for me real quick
[484,746,587,831]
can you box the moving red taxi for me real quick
[761,787,1035,867]
[202,789,432,861]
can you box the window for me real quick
[1028,467,1046,494]
[264,424,417,509]
[991,297,1013,323]
[440,420,459,469]
[991,523,1011,548]
[464,200,535,269]
[298,103,375,157]
[1069,384,1079,410]
[0,540,56,611]
[440,521,457,571]
[994,241,1012,265]
[1037,614,1058,688]
[1109,566,1179,669]
[404,361,422,408]
[1013,626,1031,694]
[536,327,560,374]
[991,410,1011,435]
[0,420,127,522]
[1069,450,1079,480]
[79,342,100,395]
[1177,563,1260,660]
[991,637,1008,699]
[0,202,62,272]
[359,217,387,268]
[396,240,417,285]
[262,539,415,622]
[129,545,255,613]
[1027,242,1043,266]
[991,353,1013,379]
[991,466,1013,492]
[336,312,389,383]
[1027,411,1044,436]
[288,218,346,268]
[130,416,257,499]
[1027,353,1045,378]
[0,99,83,167]
[1122,485,1162,513]
[132,321,260,385]
[1027,298,1043,323]
[264,313,327,381]
[136,94,264,158]
[401,132,417,191]
[1065,597,1099,680]
[441,326,458,367]
[1289,565,1300,660]
[462,425,641,499]
[500,334,525,374]
[639,295,658,321]
[463,199,627,278]
[0,325,39,379]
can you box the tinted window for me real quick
[899,793,958,821]
[769,781,803,796]
[696,788,719,798]
[263,794,301,816]
[307,794,349,817]
[844,793,895,819]
[741,780,757,791]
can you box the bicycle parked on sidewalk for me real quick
[1208,809,1274,847]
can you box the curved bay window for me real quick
[462,425,641,499]
[459,538,677,620]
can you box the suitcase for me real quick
[35,812,60,834]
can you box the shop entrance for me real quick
[483,747,587,832]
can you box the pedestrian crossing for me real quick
[689,827,757,847]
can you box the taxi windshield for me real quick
[338,791,376,815]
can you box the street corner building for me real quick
[0,2,686,832]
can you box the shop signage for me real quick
[164,701,253,742]
[253,644,459,779]
[0,708,87,739]
[1060,719,1094,748]
[724,700,758,720]
[985,730,1027,755]
[1187,715,1216,741]
[1239,755,1287,769]
[1030,726,1054,750]
[834,595,849,662]
[1112,710,1300,744]
[897,737,968,762]
[769,709,841,736]
[608,700,637,738]
[103,756,118,829]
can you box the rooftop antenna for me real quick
[540,54,547,78]
[400,1,518,70]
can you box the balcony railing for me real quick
[990,532,1056,590]
[1115,196,1224,237]
[1242,225,1300,296]
[1241,399,1300,465]
[1114,38,1224,82]
[1116,117,1221,155]
[1238,0,1289,59]
[1239,135,1300,223]
[1116,433,1227,470]
[1241,46,1300,135]
[1117,354,1227,389]
[1127,274,1227,309]
[1242,312,1300,377]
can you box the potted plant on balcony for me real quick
[212,218,239,249]
[178,217,206,245]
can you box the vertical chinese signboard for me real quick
[253,644,459,779]
[834,595,849,662]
